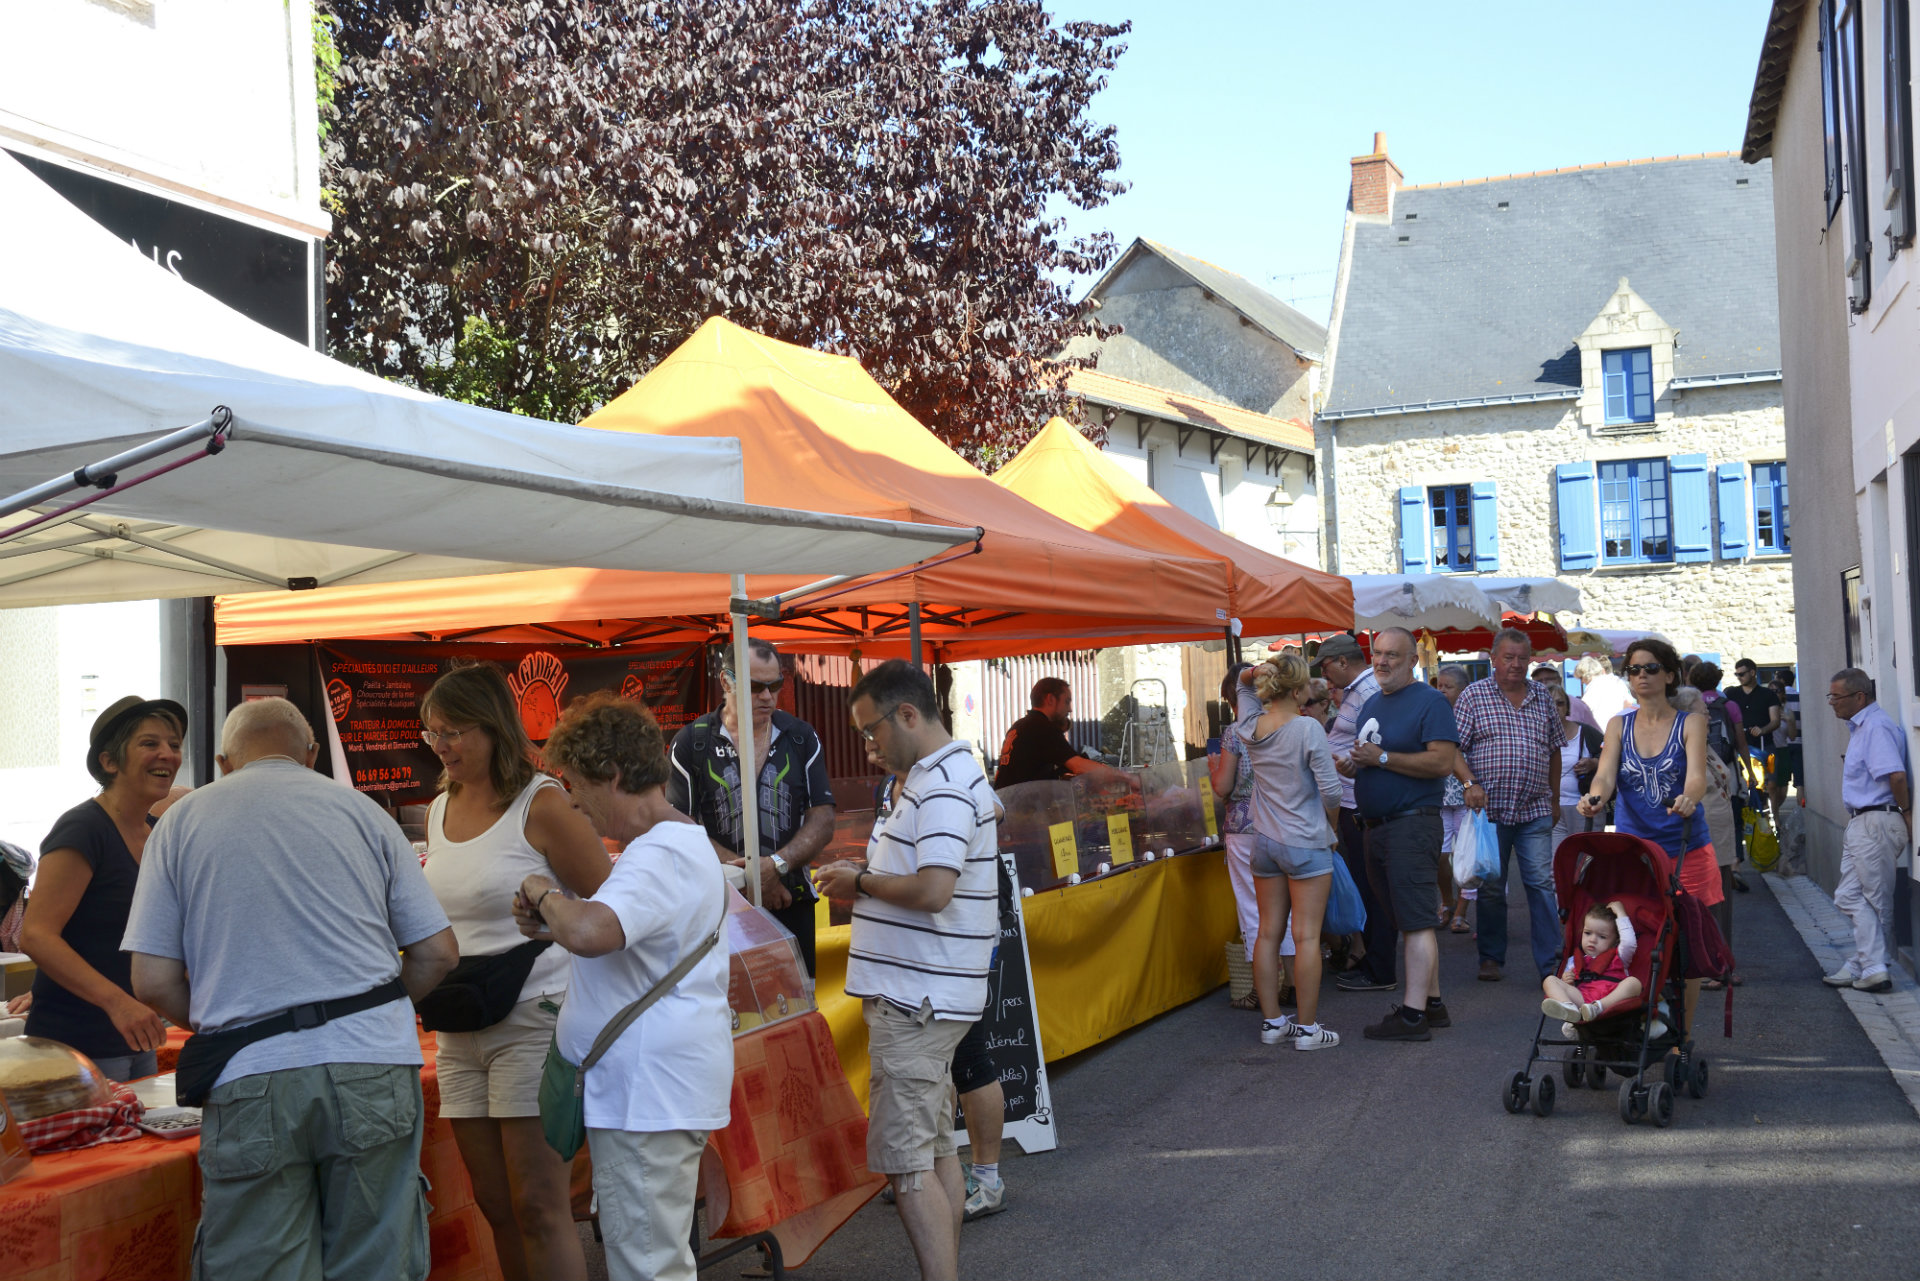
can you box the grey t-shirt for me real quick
[1234,685,1341,849]
[124,759,450,1088]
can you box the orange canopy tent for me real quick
[992,418,1350,635]
[215,320,1239,658]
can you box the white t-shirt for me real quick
[847,741,998,1021]
[555,821,731,1133]
[424,776,570,1003]
[1582,672,1634,727]
[1558,724,1592,807]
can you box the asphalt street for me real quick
[769,869,1920,1280]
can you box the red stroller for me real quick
[1499,831,1711,1126]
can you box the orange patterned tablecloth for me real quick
[4,1014,877,1280]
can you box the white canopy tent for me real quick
[0,151,979,907]
[1348,574,1583,634]
[0,151,976,607]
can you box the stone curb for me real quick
[1763,871,1920,1121]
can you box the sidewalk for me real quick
[1765,871,1920,1118]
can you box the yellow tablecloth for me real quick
[816,850,1237,1107]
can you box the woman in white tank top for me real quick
[421,663,610,1281]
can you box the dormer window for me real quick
[1602,348,1655,425]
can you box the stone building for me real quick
[1058,238,1328,569]
[1318,138,1795,667]
[1741,0,1916,946]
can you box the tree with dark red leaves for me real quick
[319,0,1127,459]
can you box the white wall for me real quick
[0,0,327,234]
[0,601,161,855]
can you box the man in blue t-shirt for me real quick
[1338,627,1460,1042]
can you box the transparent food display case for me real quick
[996,778,1080,893]
[997,763,1221,895]
[725,898,815,1035]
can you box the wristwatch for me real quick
[1376,748,1390,767]
[771,853,790,875]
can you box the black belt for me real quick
[1849,803,1906,817]
[1357,806,1441,829]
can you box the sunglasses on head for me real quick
[1625,662,1664,677]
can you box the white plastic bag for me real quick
[1452,808,1496,889]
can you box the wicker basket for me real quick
[1226,938,1253,1002]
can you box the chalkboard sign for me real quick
[957,850,1058,1155]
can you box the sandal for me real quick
[1449,916,1470,933]
[1229,992,1261,1011]
[1701,978,1726,991]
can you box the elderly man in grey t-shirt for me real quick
[125,698,456,1281]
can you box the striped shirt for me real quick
[847,741,998,1021]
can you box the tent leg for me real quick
[909,602,923,669]
[731,575,761,909]
[161,597,217,787]
[1225,626,1242,669]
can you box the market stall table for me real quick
[3,1016,878,1281]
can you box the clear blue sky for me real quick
[1047,0,1774,326]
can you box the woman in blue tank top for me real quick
[1575,637,1708,855]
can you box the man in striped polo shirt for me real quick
[816,660,997,1280]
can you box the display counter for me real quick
[998,764,1218,894]
[816,847,1237,1108]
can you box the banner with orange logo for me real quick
[317,640,705,803]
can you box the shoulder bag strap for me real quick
[579,901,729,1073]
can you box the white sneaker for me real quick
[1823,966,1861,987]
[1292,1024,1340,1051]
[1260,1017,1294,1045]
[1854,969,1894,993]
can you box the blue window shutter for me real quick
[1398,486,1429,573]
[1554,462,1598,570]
[1670,454,1711,563]
[1470,481,1499,572]
[1715,462,1749,559]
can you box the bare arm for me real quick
[398,926,459,1001]
[779,804,836,870]
[1548,742,1563,821]
[514,874,628,958]
[130,953,191,1028]
[1064,756,1133,785]
[815,862,960,914]
[1893,773,1912,836]
[1671,713,1709,817]
[1358,741,1458,780]
[525,784,613,897]
[20,848,167,1052]
[1208,749,1239,799]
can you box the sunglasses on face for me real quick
[1625,663,1664,678]
[728,676,785,695]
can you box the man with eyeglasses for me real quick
[666,638,834,974]
[816,661,998,1281]
[1822,668,1911,994]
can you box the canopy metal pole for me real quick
[0,409,229,523]
[731,574,762,908]
[909,602,923,669]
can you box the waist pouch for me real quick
[417,939,553,1033]
[175,977,408,1107]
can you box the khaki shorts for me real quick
[863,998,972,1176]
[434,995,560,1119]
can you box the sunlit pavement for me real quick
[767,867,1920,1280]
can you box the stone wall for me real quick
[1327,382,1797,661]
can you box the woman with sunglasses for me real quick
[419,662,611,1281]
[1576,637,1713,1032]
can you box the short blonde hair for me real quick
[1253,653,1311,703]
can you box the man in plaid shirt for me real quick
[1453,628,1563,982]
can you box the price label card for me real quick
[1048,822,1079,879]
[1200,784,1218,837]
[1107,812,1134,865]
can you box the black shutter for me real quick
[1840,0,1873,312]
[1888,0,1917,255]
[1822,0,1845,223]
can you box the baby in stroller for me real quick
[1541,900,1642,1024]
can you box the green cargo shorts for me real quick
[193,1063,430,1281]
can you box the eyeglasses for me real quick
[420,725,479,749]
[856,705,902,742]
[1625,663,1665,678]
[1827,691,1866,703]
[725,674,785,695]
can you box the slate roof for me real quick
[1065,367,1315,452]
[1322,154,1780,418]
[1094,239,1330,361]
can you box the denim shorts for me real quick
[1250,833,1335,880]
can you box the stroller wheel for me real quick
[1502,1071,1529,1114]
[1687,1057,1710,1099]
[1664,1053,1683,1091]
[1589,1056,1610,1090]
[1529,1073,1557,1117]
[1619,1079,1640,1124]
[1648,1080,1675,1128]
[1563,1050,1586,1090]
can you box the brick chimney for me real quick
[1350,131,1404,217]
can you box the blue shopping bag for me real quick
[1324,850,1367,935]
